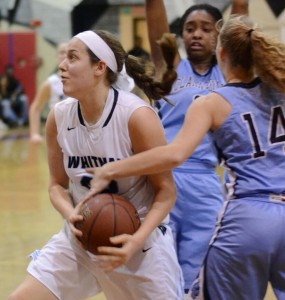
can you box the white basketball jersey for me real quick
[47,73,66,109]
[54,88,156,219]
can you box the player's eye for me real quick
[185,27,194,33]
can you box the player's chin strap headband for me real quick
[75,30,134,92]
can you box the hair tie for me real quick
[247,29,254,37]
[113,65,135,92]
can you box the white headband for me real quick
[75,30,117,73]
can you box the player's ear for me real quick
[94,61,107,75]
[220,47,226,61]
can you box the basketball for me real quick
[75,193,141,255]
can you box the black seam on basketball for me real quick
[83,195,140,253]
[115,204,139,231]
[110,194,117,237]
[86,204,111,250]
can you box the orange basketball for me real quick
[75,193,141,255]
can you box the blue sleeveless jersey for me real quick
[156,58,225,170]
[213,78,285,198]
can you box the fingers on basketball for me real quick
[75,193,141,255]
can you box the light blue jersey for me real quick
[172,58,225,93]
[213,78,285,198]
[190,78,285,300]
[156,58,225,290]
[157,58,225,170]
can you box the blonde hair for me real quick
[88,30,177,103]
[218,15,285,94]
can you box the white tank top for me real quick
[54,88,157,219]
[47,73,66,109]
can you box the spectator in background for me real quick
[0,75,8,130]
[29,42,67,143]
[128,35,150,61]
[0,64,28,128]
[128,36,151,100]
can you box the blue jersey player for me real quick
[144,0,248,292]
[87,14,285,300]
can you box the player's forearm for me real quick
[29,108,41,136]
[145,0,169,39]
[49,183,74,220]
[145,0,170,77]
[102,144,182,180]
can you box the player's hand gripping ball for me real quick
[75,193,141,255]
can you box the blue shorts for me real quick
[170,169,224,290]
[190,196,285,300]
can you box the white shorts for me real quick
[28,222,184,300]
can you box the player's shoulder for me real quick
[117,89,151,108]
[53,98,78,128]
[116,89,155,119]
[54,97,77,111]
[177,58,191,70]
[194,92,230,114]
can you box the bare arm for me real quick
[45,109,79,223]
[128,107,176,244]
[29,80,51,143]
[88,94,232,189]
[231,0,249,15]
[145,0,180,79]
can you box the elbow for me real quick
[168,152,186,168]
[48,183,55,201]
[48,182,60,199]
[156,173,177,210]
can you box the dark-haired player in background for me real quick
[144,0,248,293]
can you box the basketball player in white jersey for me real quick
[29,42,67,143]
[8,30,184,300]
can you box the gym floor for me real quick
[0,126,275,300]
